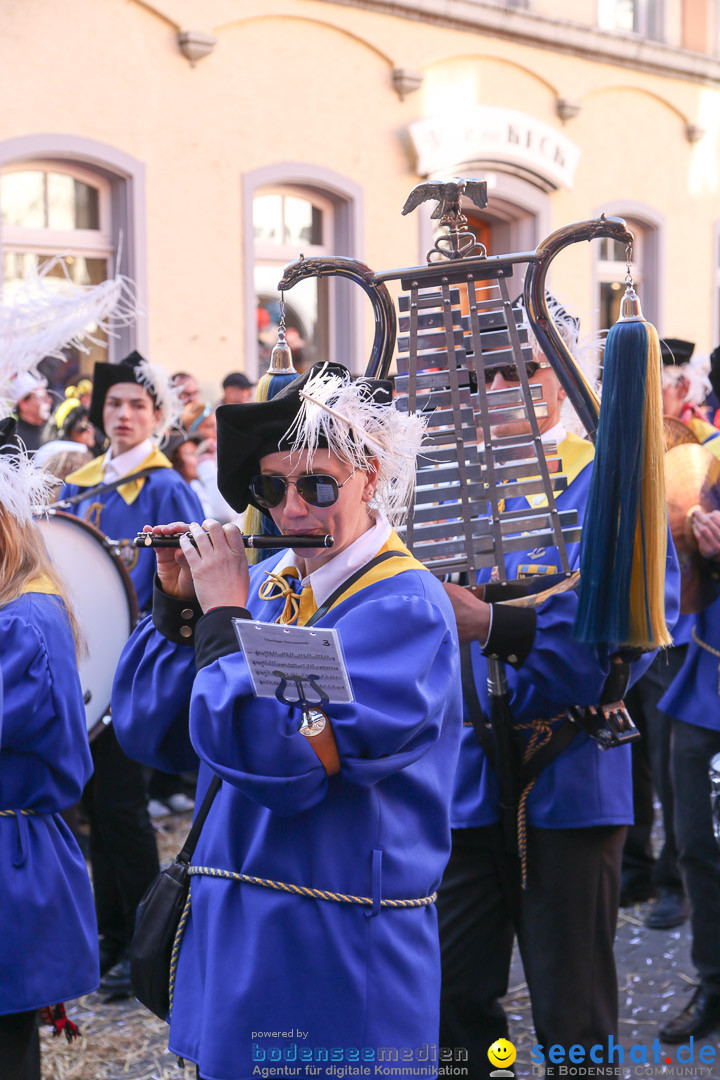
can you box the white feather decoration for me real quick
[134,357,183,444]
[283,365,426,526]
[0,257,138,413]
[0,445,57,523]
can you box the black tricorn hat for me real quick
[216,361,392,513]
[88,351,159,435]
[660,338,695,366]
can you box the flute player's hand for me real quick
[179,519,250,613]
[142,522,197,600]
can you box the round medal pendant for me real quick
[300,708,328,737]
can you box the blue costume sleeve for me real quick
[112,614,199,773]
[0,596,93,809]
[190,590,457,816]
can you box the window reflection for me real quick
[1,169,100,230]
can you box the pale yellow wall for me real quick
[1,0,719,393]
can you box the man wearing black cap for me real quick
[221,371,254,405]
[59,352,205,997]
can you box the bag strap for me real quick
[304,550,411,627]
[176,774,222,865]
[51,466,167,509]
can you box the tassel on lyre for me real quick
[574,281,671,649]
[242,307,299,563]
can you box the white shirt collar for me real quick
[103,437,155,482]
[271,513,393,609]
[540,422,567,448]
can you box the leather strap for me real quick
[50,465,167,508]
[301,719,341,776]
[299,549,412,776]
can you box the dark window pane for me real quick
[47,173,100,230]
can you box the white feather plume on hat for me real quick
[282,364,426,526]
[0,257,138,519]
[0,256,137,415]
[0,440,56,523]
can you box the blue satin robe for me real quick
[661,593,720,732]
[0,592,99,1014]
[452,450,682,830]
[111,556,461,1080]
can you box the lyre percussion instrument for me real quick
[133,532,334,550]
[665,442,720,613]
[277,180,643,758]
[36,510,139,740]
[278,185,629,583]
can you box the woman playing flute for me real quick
[112,361,462,1080]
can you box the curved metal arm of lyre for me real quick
[277,255,397,380]
[524,215,634,442]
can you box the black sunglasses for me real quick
[250,472,354,509]
[483,361,550,385]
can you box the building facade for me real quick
[1,0,720,391]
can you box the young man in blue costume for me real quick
[658,509,720,1043]
[112,361,462,1080]
[60,351,205,613]
[0,417,98,1079]
[437,299,681,1079]
[60,352,205,996]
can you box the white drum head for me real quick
[36,512,137,736]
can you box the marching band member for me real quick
[0,417,98,1079]
[60,352,204,612]
[111,361,462,1080]
[658,513,720,1043]
[437,299,681,1079]
[59,352,205,997]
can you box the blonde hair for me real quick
[0,513,84,656]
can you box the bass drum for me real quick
[36,510,139,740]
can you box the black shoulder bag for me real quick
[130,774,221,1018]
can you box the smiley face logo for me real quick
[488,1038,517,1070]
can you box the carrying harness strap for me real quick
[49,466,167,509]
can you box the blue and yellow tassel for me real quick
[574,284,671,650]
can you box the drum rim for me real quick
[39,508,140,625]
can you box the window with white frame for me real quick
[597,0,662,38]
[0,162,115,382]
[253,188,334,374]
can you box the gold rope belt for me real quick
[692,625,720,658]
[515,712,568,890]
[691,626,720,695]
[0,809,37,818]
[168,866,437,1016]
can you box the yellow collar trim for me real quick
[688,418,720,460]
[524,432,595,509]
[65,447,172,505]
[21,573,62,597]
[321,530,428,619]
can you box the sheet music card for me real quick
[232,619,354,706]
